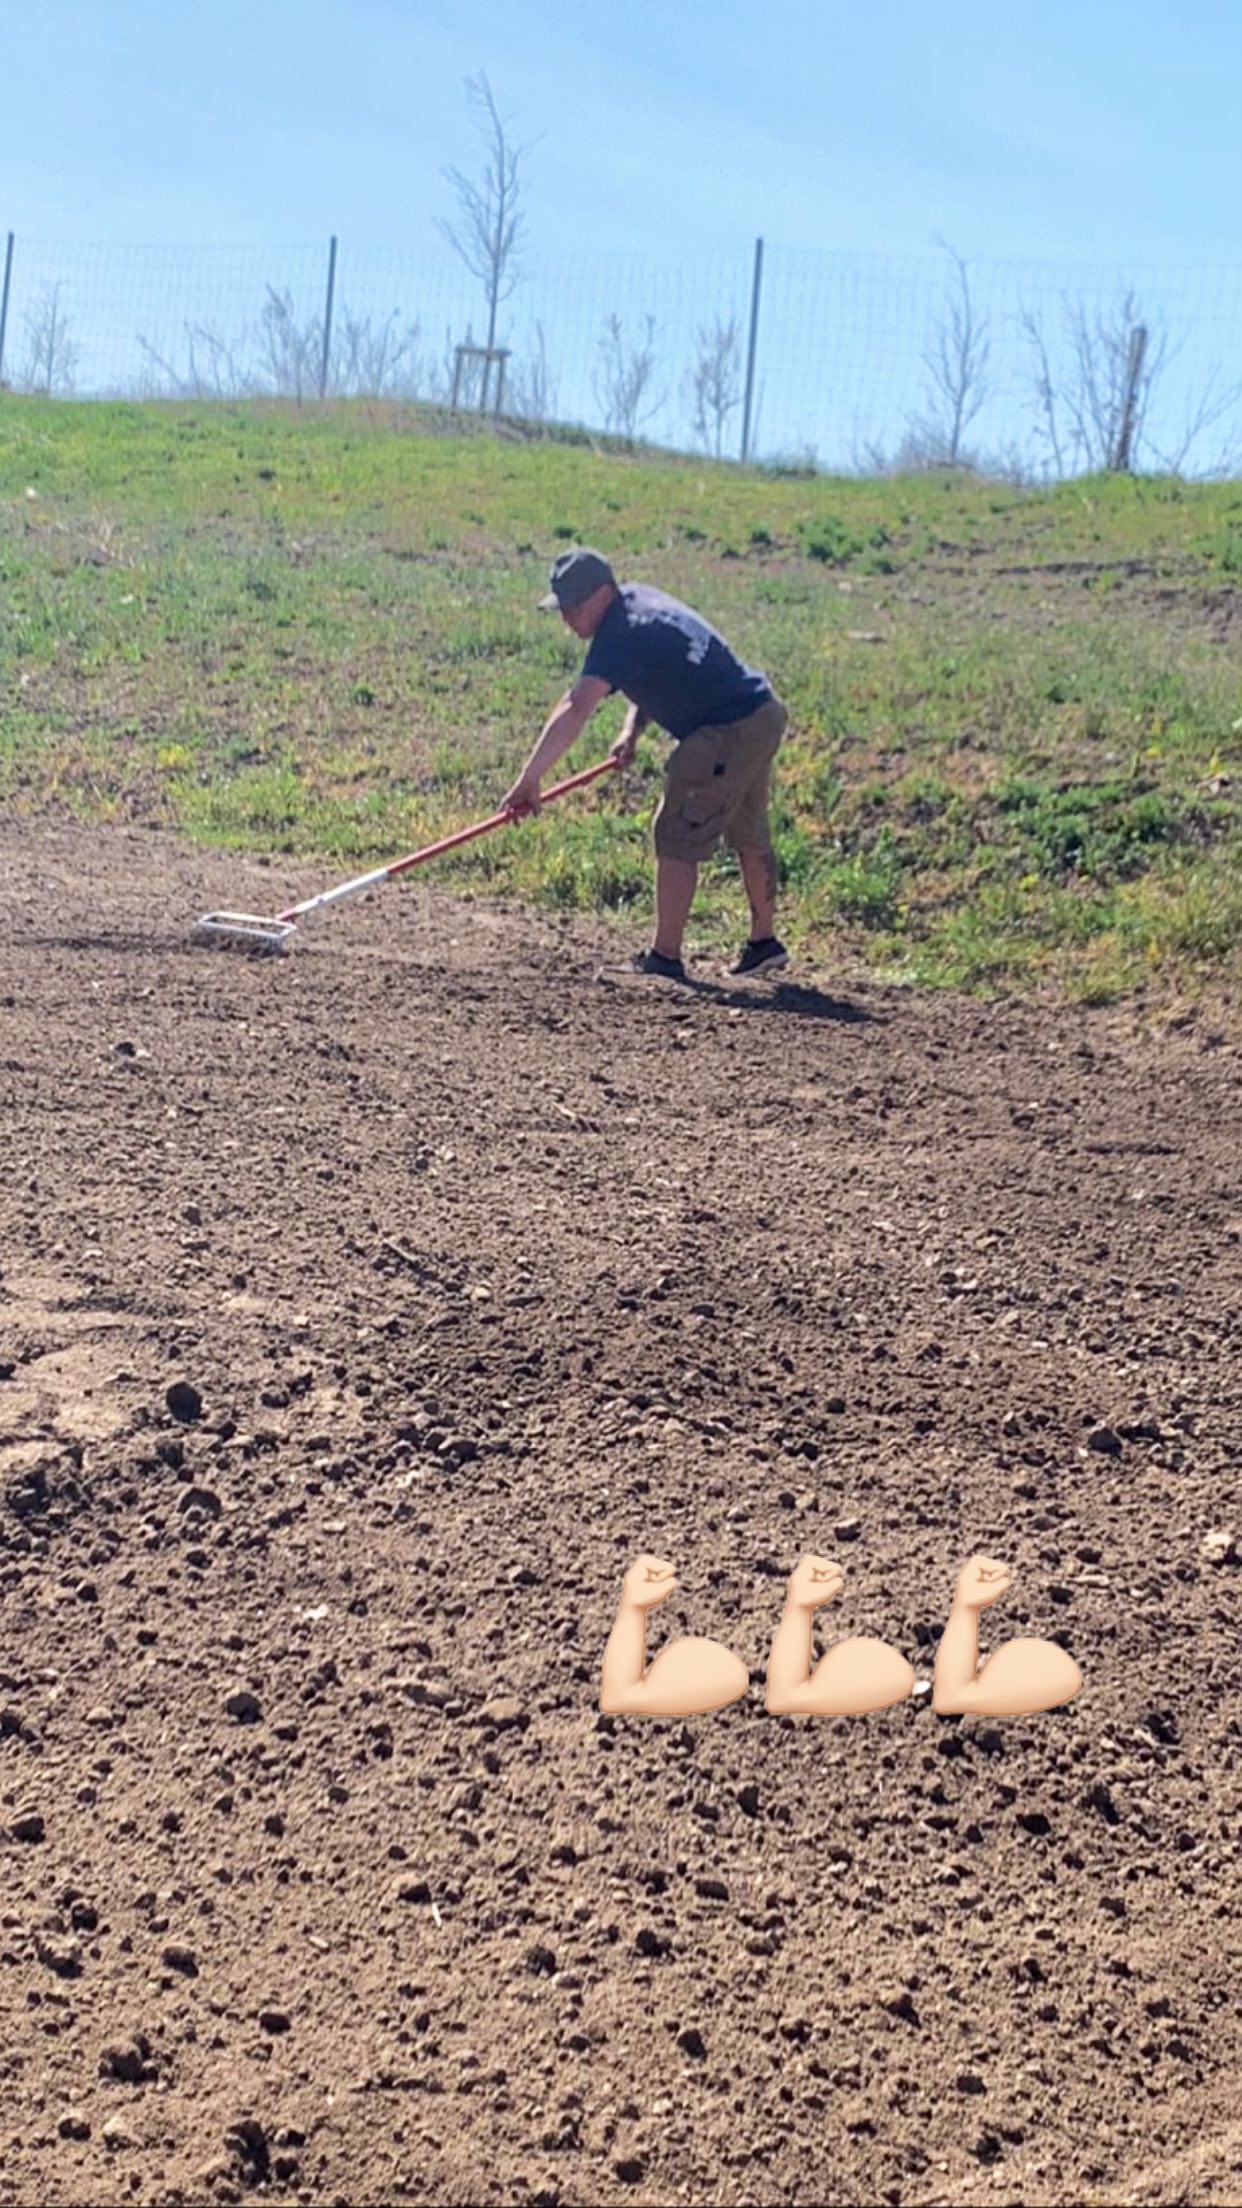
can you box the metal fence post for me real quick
[740,236,764,463]
[0,234,15,387]
[319,235,338,400]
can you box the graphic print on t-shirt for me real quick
[582,582,771,739]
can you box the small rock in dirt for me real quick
[695,1877,729,1901]
[736,1784,760,1817]
[956,2072,987,2094]
[224,1690,263,1724]
[9,1810,45,1843]
[678,2027,707,2060]
[36,1935,83,1979]
[166,1380,204,1423]
[99,2036,151,2084]
[163,1944,198,1976]
[526,1943,557,1977]
[58,2111,91,2140]
[1085,1424,1123,1456]
[258,2008,291,2034]
[1201,1528,1237,1565]
[834,1519,862,1542]
[101,2114,140,2150]
[178,1486,223,1519]
[615,2157,647,2184]
[1082,1781,1122,1826]
[478,1695,526,1730]
[225,2119,271,2181]
[194,2157,237,2197]
[399,1678,449,1709]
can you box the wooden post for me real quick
[1110,324,1147,471]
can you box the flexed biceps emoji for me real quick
[599,1553,1082,1721]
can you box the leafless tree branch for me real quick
[593,314,662,443]
[690,317,742,457]
[906,240,990,465]
[20,282,79,396]
[437,72,526,355]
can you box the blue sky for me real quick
[8,0,1242,265]
[5,1,1242,466]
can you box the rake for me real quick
[192,757,619,952]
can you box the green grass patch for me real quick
[1,396,1240,1002]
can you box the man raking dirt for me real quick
[503,548,790,981]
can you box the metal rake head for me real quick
[192,910,297,952]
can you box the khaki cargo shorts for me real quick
[653,694,788,863]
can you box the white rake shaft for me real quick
[279,858,395,923]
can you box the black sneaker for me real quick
[631,948,687,981]
[730,936,789,977]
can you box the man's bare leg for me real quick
[737,843,779,943]
[653,858,698,961]
[933,1558,1083,1716]
[600,1556,748,1716]
[766,1556,914,1715]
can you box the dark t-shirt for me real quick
[581,583,772,740]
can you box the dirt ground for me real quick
[0,820,1239,2208]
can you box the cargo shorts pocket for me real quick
[654,763,731,858]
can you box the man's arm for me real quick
[608,701,649,768]
[504,675,613,816]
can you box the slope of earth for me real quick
[0,820,1239,2208]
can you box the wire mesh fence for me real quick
[3,229,1241,478]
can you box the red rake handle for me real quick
[385,755,618,879]
[277,757,619,924]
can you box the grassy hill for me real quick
[2,395,1240,1000]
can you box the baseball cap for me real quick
[539,546,617,610]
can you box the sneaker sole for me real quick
[732,953,789,978]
